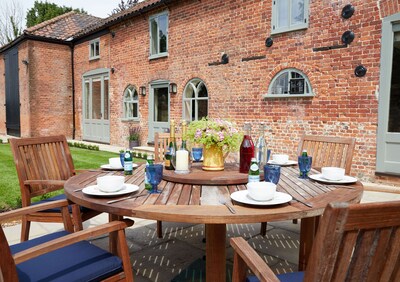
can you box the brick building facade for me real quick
[1,0,400,186]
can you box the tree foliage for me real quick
[26,1,86,28]
[0,0,23,46]
[111,0,140,15]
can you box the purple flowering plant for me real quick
[186,117,243,153]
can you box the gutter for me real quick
[70,44,76,139]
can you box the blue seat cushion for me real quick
[246,271,304,282]
[11,230,123,282]
[32,193,92,213]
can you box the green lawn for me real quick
[0,144,143,211]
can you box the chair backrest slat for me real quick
[154,132,182,162]
[297,134,356,174]
[304,201,400,282]
[10,135,75,204]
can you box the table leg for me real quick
[109,214,123,254]
[206,224,226,282]
[299,216,320,270]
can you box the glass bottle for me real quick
[248,157,260,182]
[144,155,154,190]
[175,120,190,173]
[301,149,308,157]
[166,120,177,170]
[255,122,267,169]
[239,122,255,173]
[123,149,133,175]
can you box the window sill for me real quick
[262,93,315,99]
[89,56,100,61]
[271,25,308,35]
[149,52,168,60]
[121,118,140,122]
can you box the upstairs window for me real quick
[271,0,309,34]
[149,12,168,59]
[264,68,314,98]
[123,85,139,120]
[89,38,100,60]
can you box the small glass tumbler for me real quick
[264,164,281,184]
[298,156,312,179]
[191,147,203,162]
[146,164,163,194]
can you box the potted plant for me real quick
[128,126,140,149]
[186,117,242,171]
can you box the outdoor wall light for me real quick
[111,67,115,74]
[354,65,367,77]
[22,59,29,65]
[169,83,177,94]
[139,86,146,96]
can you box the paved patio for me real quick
[4,190,400,282]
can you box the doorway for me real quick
[82,70,110,143]
[148,81,170,143]
[377,17,400,174]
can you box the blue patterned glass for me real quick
[263,165,281,184]
[298,156,312,179]
[146,164,163,194]
[191,147,203,162]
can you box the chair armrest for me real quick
[230,237,280,282]
[13,219,134,264]
[24,180,66,186]
[0,200,70,223]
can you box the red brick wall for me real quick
[70,0,400,185]
[28,41,73,138]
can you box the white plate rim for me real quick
[267,160,297,166]
[100,163,138,170]
[309,174,357,184]
[82,183,139,197]
[230,190,292,206]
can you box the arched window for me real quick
[265,68,314,98]
[183,78,208,121]
[123,85,139,120]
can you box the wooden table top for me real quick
[64,164,363,224]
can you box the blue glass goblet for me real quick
[146,164,163,194]
[191,147,203,162]
[263,165,281,184]
[298,156,312,179]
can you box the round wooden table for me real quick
[64,163,363,282]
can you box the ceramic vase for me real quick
[202,144,225,171]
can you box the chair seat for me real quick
[11,231,123,282]
[32,193,91,213]
[246,271,305,282]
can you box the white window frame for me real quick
[149,11,169,59]
[122,85,139,121]
[264,68,314,98]
[271,0,309,34]
[89,38,100,60]
[182,78,209,121]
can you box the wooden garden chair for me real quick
[10,135,100,241]
[153,132,182,238]
[0,199,134,281]
[231,200,400,282]
[260,134,357,236]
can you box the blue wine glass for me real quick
[263,165,281,184]
[191,147,203,162]
[146,164,163,194]
[298,156,312,179]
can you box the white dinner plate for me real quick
[100,163,138,171]
[309,174,357,184]
[230,190,292,206]
[82,184,139,197]
[267,160,297,166]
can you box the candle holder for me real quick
[174,148,191,174]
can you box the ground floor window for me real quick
[266,68,313,98]
[123,85,139,120]
[183,78,208,121]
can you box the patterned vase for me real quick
[202,144,225,171]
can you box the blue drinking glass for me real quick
[191,147,203,162]
[263,165,281,184]
[298,156,312,179]
[146,164,163,194]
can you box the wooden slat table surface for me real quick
[65,164,363,282]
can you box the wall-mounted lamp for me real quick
[111,67,115,74]
[111,31,116,38]
[22,59,29,65]
[139,86,146,96]
[169,83,177,94]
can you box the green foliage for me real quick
[143,153,148,159]
[186,117,243,153]
[26,1,86,27]
[68,141,99,151]
[128,126,140,141]
[138,152,142,158]
[111,0,139,15]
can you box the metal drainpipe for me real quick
[70,43,76,140]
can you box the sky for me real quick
[19,0,122,27]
